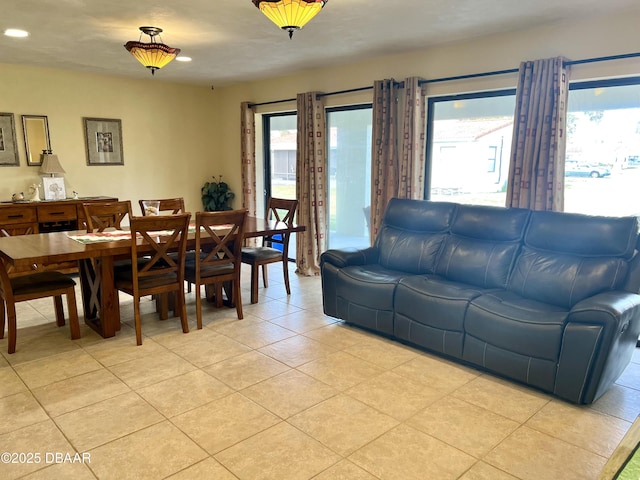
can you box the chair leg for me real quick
[195,282,203,330]
[156,293,169,320]
[0,298,5,339]
[282,258,291,295]
[66,287,81,341]
[262,264,269,288]
[235,280,244,320]
[177,289,189,334]
[133,297,143,346]
[251,264,259,304]
[54,295,65,327]
[6,303,17,354]
[215,283,223,308]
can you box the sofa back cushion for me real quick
[376,199,456,274]
[508,211,638,308]
[436,205,530,288]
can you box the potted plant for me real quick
[201,175,235,211]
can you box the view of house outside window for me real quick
[427,91,515,207]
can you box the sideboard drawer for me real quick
[0,206,37,225]
[37,204,78,222]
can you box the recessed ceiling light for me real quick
[4,29,29,38]
[176,56,192,62]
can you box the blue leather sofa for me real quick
[321,198,640,404]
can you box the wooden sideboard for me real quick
[0,196,117,273]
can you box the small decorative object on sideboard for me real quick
[28,183,41,202]
[201,175,234,211]
[11,192,24,202]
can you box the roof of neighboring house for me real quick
[433,118,514,142]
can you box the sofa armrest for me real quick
[320,247,379,268]
[556,291,640,403]
[320,247,379,318]
[568,291,640,331]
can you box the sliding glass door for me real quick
[326,105,372,249]
[264,112,297,259]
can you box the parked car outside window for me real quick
[565,160,611,178]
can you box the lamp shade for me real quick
[124,26,181,75]
[39,151,66,176]
[252,0,327,38]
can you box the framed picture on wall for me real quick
[0,112,19,167]
[84,117,124,166]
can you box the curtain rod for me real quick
[248,51,640,108]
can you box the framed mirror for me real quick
[22,115,51,166]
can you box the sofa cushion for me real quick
[395,275,489,333]
[335,264,410,335]
[394,275,491,358]
[436,205,529,289]
[336,264,410,311]
[464,290,568,361]
[376,199,456,274]
[509,247,629,309]
[524,210,638,258]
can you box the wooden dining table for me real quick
[0,216,305,339]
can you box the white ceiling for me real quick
[2,0,639,87]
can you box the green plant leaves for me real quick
[201,176,235,211]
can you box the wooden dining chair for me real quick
[83,201,133,232]
[241,198,298,304]
[138,197,193,294]
[114,213,191,346]
[185,209,247,329]
[138,198,185,216]
[0,257,80,354]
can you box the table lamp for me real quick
[39,150,66,177]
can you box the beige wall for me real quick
[1,9,638,212]
[0,64,216,213]
[212,9,640,192]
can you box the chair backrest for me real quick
[195,209,247,277]
[129,213,192,292]
[138,198,185,216]
[264,198,298,251]
[83,201,133,233]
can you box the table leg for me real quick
[78,257,120,338]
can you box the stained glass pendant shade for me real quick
[124,26,181,75]
[252,0,328,39]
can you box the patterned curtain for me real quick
[295,92,327,276]
[399,76,426,200]
[370,79,399,240]
[241,102,258,246]
[240,101,257,217]
[506,57,569,210]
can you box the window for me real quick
[565,77,640,216]
[426,90,516,206]
[326,105,372,249]
[263,112,297,259]
[263,112,297,201]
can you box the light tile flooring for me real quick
[1,264,639,480]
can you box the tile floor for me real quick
[1,263,639,480]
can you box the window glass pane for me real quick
[327,106,372,249]
[427,92,515,206]
[565,79,640,216]
[268,114,297,200]
[265,112,297,260]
